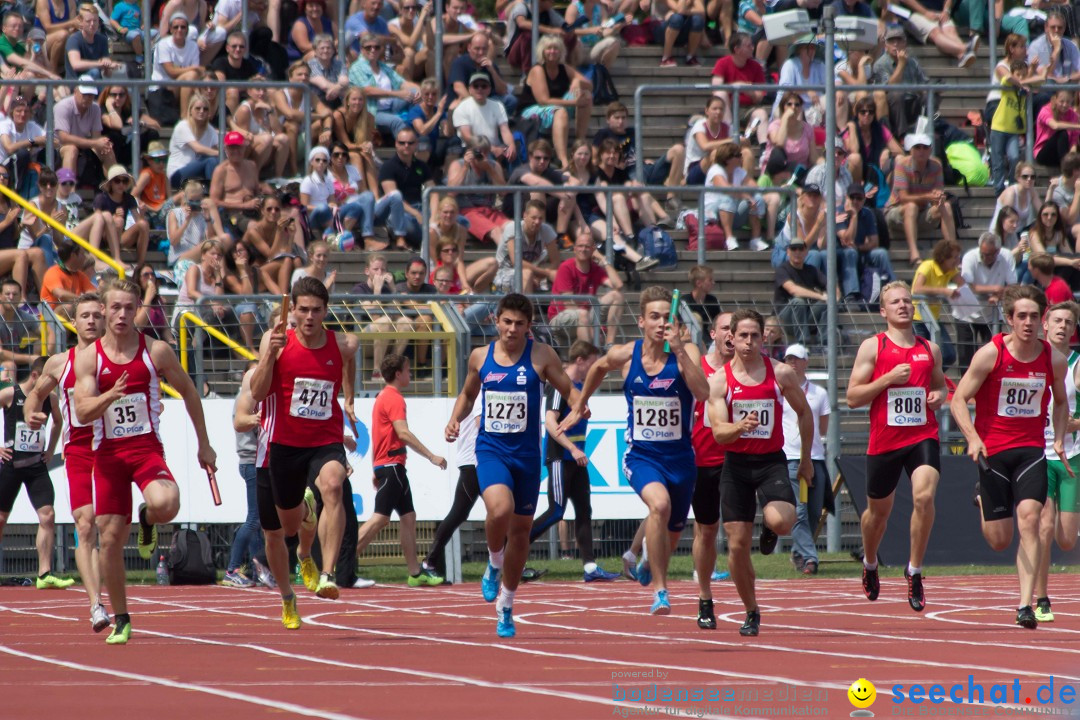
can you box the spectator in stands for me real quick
[345,0,394,55]
[1034,89,1080,169]
[408,79,452,174]
[168,178,228,268]
[891,0,978,67]
[650,0,706,68]
[291,239,336,290]
[705,143,768,251]
[452,72,515,162]
[994,205,1024,268]
[1028,10,1080,84]
[212,31,263,112]
[991,162,1038,233]
[763,315,786,360]
[0,277,39,365]
[772,36,826,123]
[1029,251,1074,303]
[65,3,120,79]
[686,264,721,327]
[426,0,485,78]
[449,32,517,115]
[548,224,624,344]
[493,199,560,293]
[1,15,61,82]
[274,61,334,173]
[0,171,20,252]
[231,77,291,180]
[167,93,220,189]
[431,196,497,291]
[763,91,818,175]
[885,132,956,266]
[35,0,80,76]
[1027,200,1080,277]
[520,35,593,170]
[349,33,420,140]
[958,232,1016,368]
[1050,151,1080,234]
[594,101,685,214]
[398,257,436,294]
[388,0,430,81]
[351,253,407,378]
[308,33,350,109]
[150,13,203,125]
[592,139,666,268]
[787,182,861,305]
[504,0,571,72]
[834,47,872,130]
[564,138,645,269]
[911,238,962,370]
[158,0,209,48]
[134,263,177,346]
[0,95,45,190]
[55,79,115,184]
[838,185,896,287]
[686,96,734,185]
[100,84,161,169]
[448,135,507,244]
[711,32,769,147]
[872,25,929,138]
[222,240,261,350]
[985,34,1031,125]
[177,239,243,352]
[21,167,100,270]
[774,238,828,346]
[844,96,904,191]
[380,127,434,247]
[40,237,93,318]
[336,139,410,250]
[805,137,853,213]
[509,138,577,245]
[333,86,378,173]
[289,0,335,62]
[772,182,821,267]
[244,194,300,294]
[0,187,37,299]
[209,131,270,241]
[989,59,1032,195]
[563,0,624,69]
[94,164,150,268]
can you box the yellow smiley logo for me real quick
[848,678,876,709]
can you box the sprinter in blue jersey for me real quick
[445,293,584,638]
[569,287,710,615]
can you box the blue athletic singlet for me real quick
[623,340,695,465]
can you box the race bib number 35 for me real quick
[632,396,682,441]
[484,390,527,433]
[104,393,151,438]
[14,422,44,453]
[997,377,1044,418]
[290,378,334,420]
[887,387,926,427]
[732,398,774,439]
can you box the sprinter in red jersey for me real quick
[72,278,216,645]
[250,277,358,629]
[846,281,947,613]
[950,284,1071,629]
[24,293,107,633]
[706,308,813,637]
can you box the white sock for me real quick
[907,564,921,576]
[642,537,649,562]
[489,548,505,570]
[496,586,515,612]
[863,558,877,571]
[583,562,598,574]
[622,549,637,564]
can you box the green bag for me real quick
[945,141,989,188]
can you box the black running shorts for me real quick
[373,464,416,517]
[719,451,794,524]
[0,462,53,514]
[268,442,346,515]
[692,464,724,526]
[979,446,1048,521]
[256,466,280,531]
[864,438,941,500]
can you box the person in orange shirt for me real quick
[356,352,447,586]
[131,141,176,231]
[41,238,95,322]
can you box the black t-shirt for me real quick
[685,293,722,326]
[211,56,261,81]
[93,192,138,216]
[591,166,629,185]
[592,127,636,168]
[448,55,490,93]
[377,154,432,207]
[774,260,826,304]
[395,281,436,294]
[4,383,50,464]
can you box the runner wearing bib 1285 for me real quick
[950,284,1071,629]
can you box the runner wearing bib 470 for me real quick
[846,281,947,613]
[1032,302,1080,624]
[25,293,108,632]
[950,285,1071,630]
[706,308,814,638]
[446,293,584,639]
[73,278,216,645]
[570,287,709,618]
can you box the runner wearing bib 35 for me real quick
[445,293,583,639]
[846,281,947,613]
[25,293,108,631]
[1033,302,1080,623]
[706,308,814,637]
[73,278,217,645]
[0,357,65,591]
[251,277,358,627]
[570,287,710,617]
[950,284,1071,630]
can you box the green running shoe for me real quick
[36,573,75,589]
[105,617,131,645]
[135,503,157,560]
[298,556,319,592]
[408,568,445,587]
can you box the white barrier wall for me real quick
[11,397,649,524]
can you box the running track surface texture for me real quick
[4,574,1080,720]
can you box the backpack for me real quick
[167,528,217,585]
[684,212,727,251]
[582,63,619,104]
[638,227,678,269]
[944,141,990,188]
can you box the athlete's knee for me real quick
[37,505,56,527]
[1016,502,1042,532]
[911,488,935,516]
[694,521,719,541]
[152,495,181,521]
[1058,530,1077,551]
[647,496,672,519]
[316,474,344,501]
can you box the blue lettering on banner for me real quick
[540,420,633,490]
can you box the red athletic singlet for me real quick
[59,347,92,450]
[265,329,344,447]
[867,333,940,455]
[692,354,725,466]
[723,357,784,455]
[92,334,163,453]
[974,334,1053,456]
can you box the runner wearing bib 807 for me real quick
[846,281,947,614]
[570,287,710,618]
[445,293,583,639]
[1032,302,1080,624]
[950,284,1072,630]
[706,308,814,638]
[73,278,217,645]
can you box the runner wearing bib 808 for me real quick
[950,284,1072,630]
[73,278,217,645]
[445,293,583,639]
[846,281,947,614]
[570,287,710,618]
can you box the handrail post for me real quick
[987,0,997,83]
[731,92,741,139]
[304,86,314,165]
[513,191,523,291]
[338,0,347,65]
[530,0,540,70]
[604,187,614,265]
[45,90,54,168]
[435,0,444,92]
[697,191,706,266]
[143,0,152,81]
[1026,97,1035,164]
[926,89,935,128]
[421,186,431,262]
[217,88,227,162]
[132,88,142,179]
[179,316,189,372]
[633,86,644,184]
[824,6,841,555]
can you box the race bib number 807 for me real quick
[997,377,1044,418]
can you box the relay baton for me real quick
[279,293,290,326]
[664,289,681,352]
[207,468,222,506]
[798,476,808,503]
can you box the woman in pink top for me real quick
[1034,90,1080,169]
[762,90,817,173]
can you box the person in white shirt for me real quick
[780,343,830,575]
[451,73,516,162]
[150,13,203,124]
[704,142,767,251]
[957,232,1017,368]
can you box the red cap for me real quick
[224,131,245,146]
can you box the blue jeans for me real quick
[170,156,219,190]
[495,92,519,117]
[778,297,827,345]
[989,129,1020,194]
[309,193,374,234]
[29,232,57,268]
[227,463,264,571]
[860,247,896,282]
[915,320,956,370]
[375,98,411,139]
[403,211,423,247]
[807,247,860,297]
[371,190,407,240]
[787,458,828,563]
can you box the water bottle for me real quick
[156,555,169,585]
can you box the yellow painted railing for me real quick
[177,311,257,372]
[0,185,125,279]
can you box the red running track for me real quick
[1,573,1079,720]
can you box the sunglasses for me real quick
[60,180,75,186]
[363,44,381,50]
[171,23,188,30]
[857,108,873,115]
[786,101,803,108]
[402,4,418,8]
[331,151,347,157]
[849,194,865,200]
[0,173,8,180]
[788,245,808,251]
[532,155,550,161]
[40,180,57,187]
[1020,173,1035,179]
[440,247,459,253]
[312,157,328,163]
[397,140,417,146]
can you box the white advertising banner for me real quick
[8,396,650,524]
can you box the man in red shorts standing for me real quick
[73,279,216,645]
[950,285,1071,629]
[846,281,947,612]
[251,277,358,628]
[24,292,108,632]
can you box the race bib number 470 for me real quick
[632,396,682,441]
[997,377,1044,418]
[290,378,334,420]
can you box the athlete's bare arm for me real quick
[535,342,587,434]
[706,366,754,444]
[72,344,128,424]
[250,321,286,404]
[445,347,484,442]
[23,354,64,428]
[233,369,261,433]
[150,339,217,473]
[668,324,709,402]
[845,337,905,408]
[567,341,635,429]
[0,385,14,410]
[775,360,814,484]
[950,342,999,463]
[392,418,447,469]
[547,408,586,465]
[927,342,948,412]
[43,390,62,462]
[337,331,359,424]
[1049,347,1072,470]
